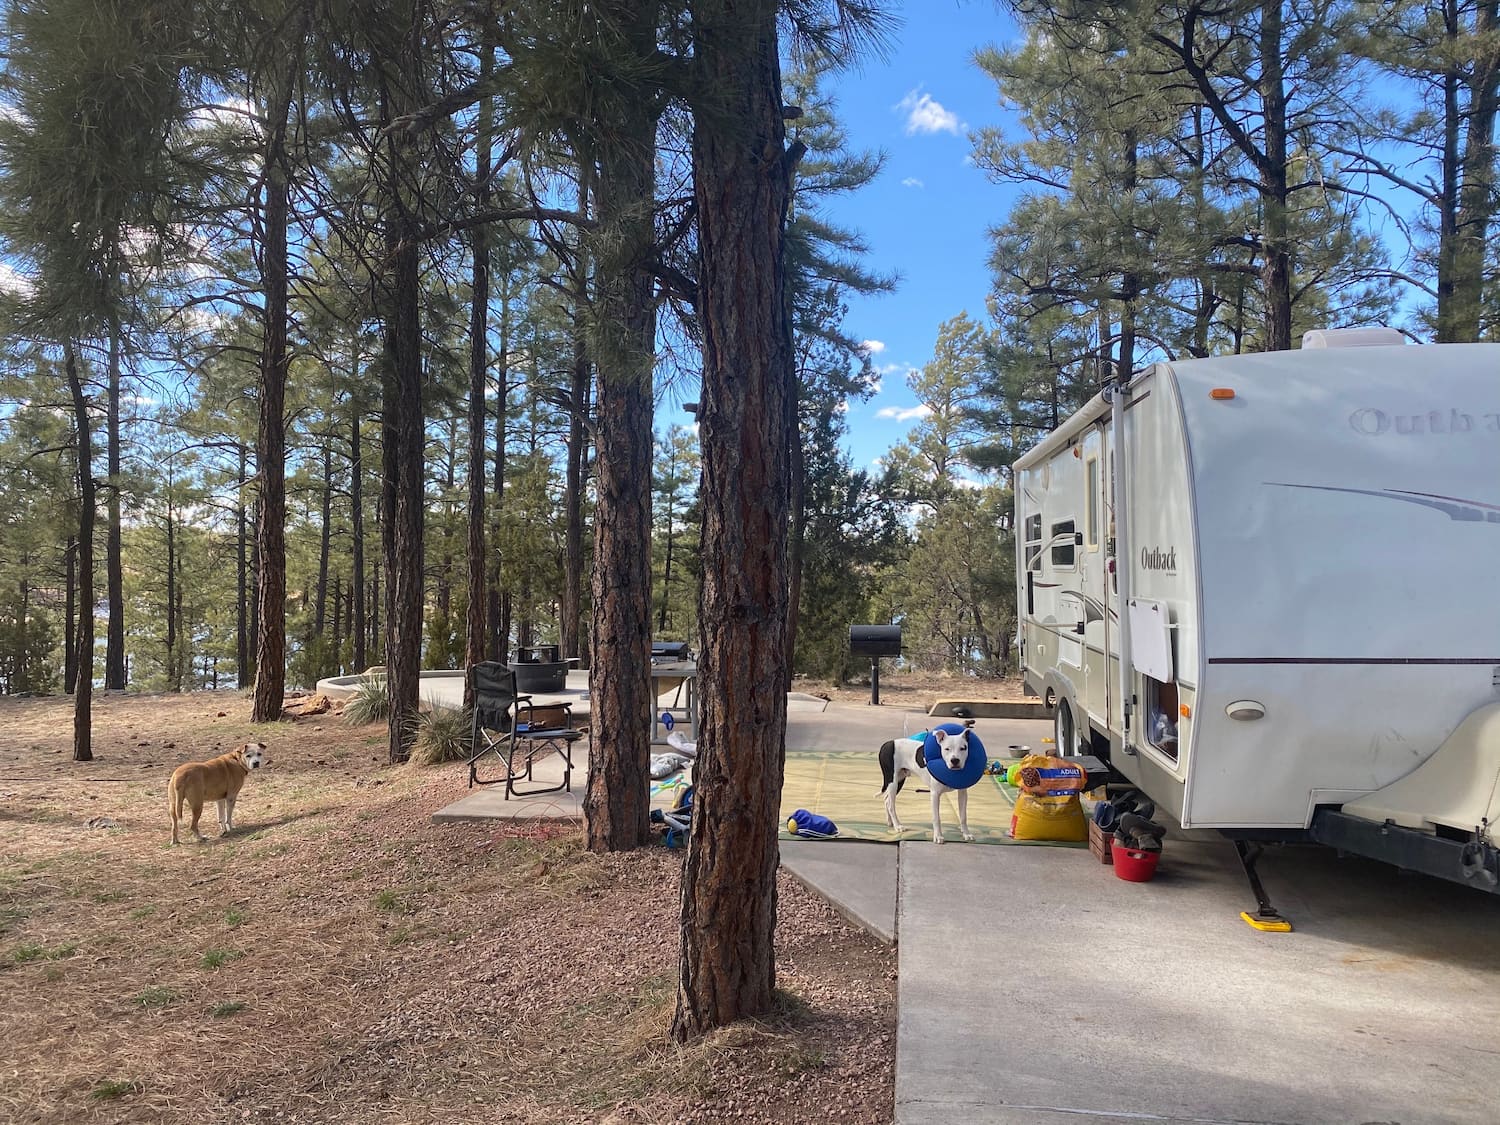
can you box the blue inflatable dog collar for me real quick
[922,722,987,789]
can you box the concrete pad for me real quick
[431,743,694,824]
[780,840,897,944]
[897,839,1500,1125]
[929,698,1049,720]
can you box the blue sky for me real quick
[821,2,1023,471]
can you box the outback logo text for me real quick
[1350,408,1500,436]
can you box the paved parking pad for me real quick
[896,839,1500,1125]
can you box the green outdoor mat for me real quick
[778,750,1084,846]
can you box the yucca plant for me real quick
[409,703,472,766]
[342,676,391,727]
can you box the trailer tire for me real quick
[1054,698,1079,757]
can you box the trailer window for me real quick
[1050,519,1076,568]
[1025,514,1043,571]
[1145,677,1179,762]
[1085,457,1099,549]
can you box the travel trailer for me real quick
[1014,330,1500,900]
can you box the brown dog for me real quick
[167,742,266,845]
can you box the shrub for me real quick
[410,703,472,766]
[342,675,390,726]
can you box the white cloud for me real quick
[876,403,933,422]
[860,339,886,355]
[0,260,33,296]
[895,89,963,136]
[876,362,907,377]
[869,376,883,395]
[901,177,925,189]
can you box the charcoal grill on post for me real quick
[849,624,902,706]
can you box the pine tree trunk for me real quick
[1452,0,1500,341]
[378,54,427,764]
[463,34,494,708]
[65,341,95,761]
[784,406,805,692]
[351,406,367,673]
[488,300,509,663]
[331,573,343,670]
[249,492,260,682]
[1436,0,1461,341]
[315,440,332,634]
[252,154,289,722]
[104,309,126,690]
[582,3,659,854]
[64,535,77,694]
[561,311,588,664]
[1258,0,1293,351]
[674,0,792,1040]
[236,443,250,687]
[166,500,178,688]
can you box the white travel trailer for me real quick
[1014,331,1500,898]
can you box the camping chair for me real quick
[466,661,582,798]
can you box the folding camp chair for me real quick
[465,661,582,798]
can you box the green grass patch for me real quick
[210,1001,246,1018]
[134,986,178,1008]
[12,941,74,964]
[92,890,128,904]
[90,1079,141,1101]
[201,948,243,970]
[224,906,247,927]
[374,889,414,915]
[128,905,157,922]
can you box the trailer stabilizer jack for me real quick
[1234,841,1293,932]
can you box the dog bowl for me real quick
[1113,846,1160,883]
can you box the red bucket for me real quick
[1113,846,1160,883]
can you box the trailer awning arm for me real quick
[1105,378,1134,753]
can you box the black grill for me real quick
[849,624,902,658]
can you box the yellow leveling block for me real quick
[1240,910,1293,933]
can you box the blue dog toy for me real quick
[786,809,839,839]
[921,722,988,790]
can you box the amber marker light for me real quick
[1179,704,1192,719]
[1209,388,1236,400]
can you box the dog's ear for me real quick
[933,728,948,744]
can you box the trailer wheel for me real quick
[1054,699,1078,757]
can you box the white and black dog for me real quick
[877,726,975,844]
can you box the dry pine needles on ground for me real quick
[0,693,895,1124]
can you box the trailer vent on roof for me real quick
[1301,327,1406,349]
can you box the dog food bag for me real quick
[1011,790,1088,842]
[1015,753,1089,797]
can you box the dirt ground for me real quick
[0,693,895,1125]
[793,669,1025,710]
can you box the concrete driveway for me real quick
[896,830,1500,1124]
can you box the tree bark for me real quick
[251,150,289,723]
[350,405,367,672]
[488,295,510,662]
[561,301,589,664]
[674,0,793,1040]
[65,341,95,761]
[315,438,332,634]
[1258,0,1292,351]
[1452,0,1500,341]
[582,2,659,854]
[64,535,77,694]
[104,309,125,690]
[236,442,250,687]
[377,37,428,764]
[1436,0,1462,341]
[166,497,178,688]
[463,30,494,709]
